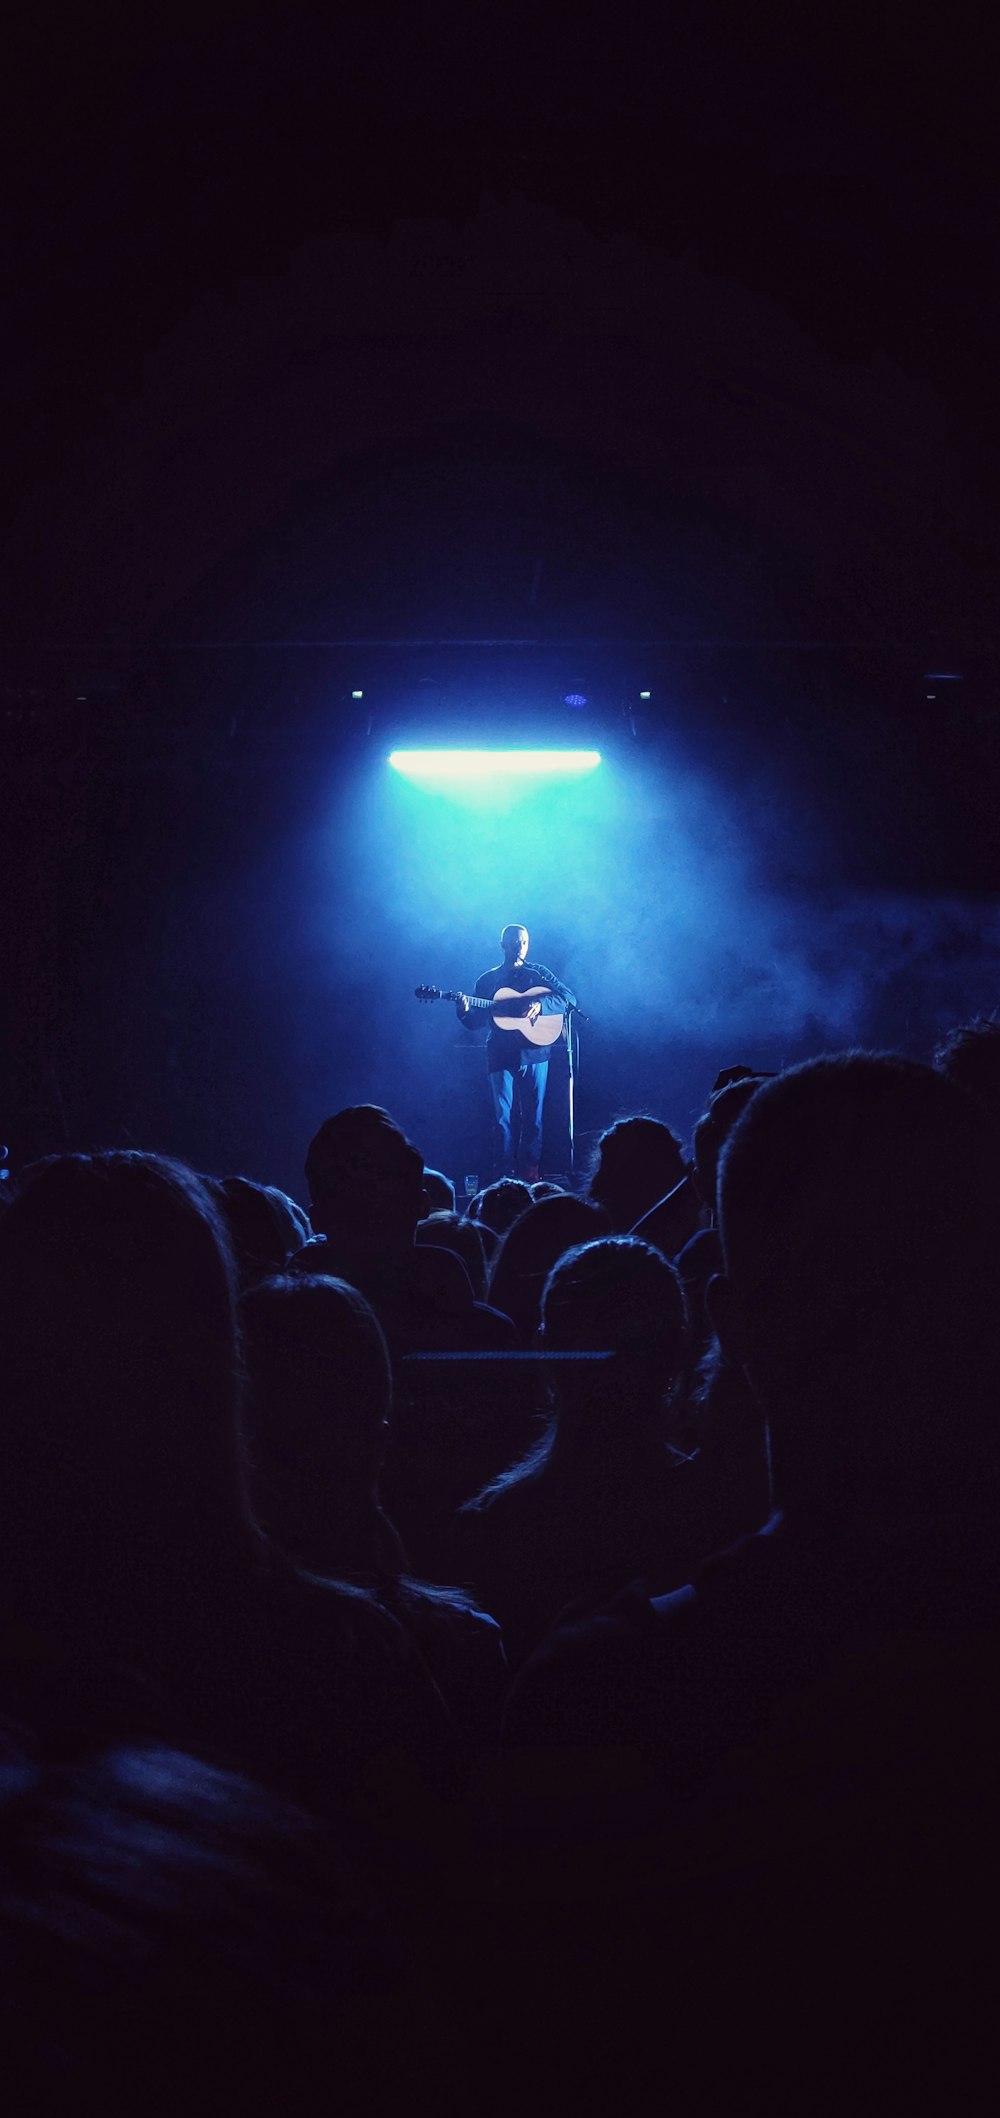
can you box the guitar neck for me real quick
[431,990,492,1010]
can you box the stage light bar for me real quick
[388,748,601,783]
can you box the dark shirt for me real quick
[505,1508,1000,1797]
[465,960,578,1071]
[452,1436,711,1668]
[498,1509,1000,2044]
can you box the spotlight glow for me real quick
[388,748,601,785]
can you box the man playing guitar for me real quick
[454,924,577,1182]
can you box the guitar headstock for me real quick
[414,985,442,1002]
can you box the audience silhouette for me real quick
[934,1010,1000,1124]
[0,1150,462,1827]
[586,1113,688,1231]
[453,1235,708,1664]
[414,1208,489,1302]
[292,1104,515,1355]
[486,1191,610,1345]
[2,1042,997,2095]
[205,1172,312,1290]
[241,1271,508,1749]
[506,1056,1000,1880]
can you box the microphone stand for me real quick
[564,1004,581,1183]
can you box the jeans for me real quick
[488,1060,548,1176]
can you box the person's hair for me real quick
[711,1064,760,1094]
[205,1174,312,1287]
[542,1234,686,1432]
[241,1274,392,1500]
[465,1235,686,1504]
[470,1177,533,1238]
[587,1115,687,1230]
[242,1279,494,1630]
[414,1210,488,1301]
[0,1150,247,1633]
[691,1077,763,1211]
[464,1196,500,1261]
[304,1107,424,1228]
[933,1014,1000,1124]
[542,1234,685,1360]
[487,1193,609,1343]
[422,1168,456,1215]
[718,1052,1000,1513]
[0,1738,398,2106]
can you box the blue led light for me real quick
[563,693,588,707]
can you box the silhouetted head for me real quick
[304,1106,424,1243]
[241,1276,392,1561]
[464,1196,499,1262]
[488,1193,611,1343]
[712,1053,1000,1520]
[471,1177,533,1238]
[711,1064,760,1095]
[500,924,529,966]
[588,1115,687,1232]
[934,1014,1000,1126]
[207,1175,312,1289]
[421,1168,456,1215]
[414,1210,487,1301]
[691,1077,764,1216]
[0,1150,246,1635]
[541,1235,687,1432]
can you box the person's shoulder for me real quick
[564,1576,663,1635]
[468,1301,519,1348]
[676,1227,723,1279]
[503,1579,664,1744]
[286,1234,335,1273]
[456,1461,539,1522]
[648,1519,785,1636]
[399,1577,503,1641]
[513,1576,698,1709]
[274,1559,413,1677]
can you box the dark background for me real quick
[4,8,1000,1193]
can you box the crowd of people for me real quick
[3,1020,1000,2099]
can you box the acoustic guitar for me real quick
[415,984,566,1048]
